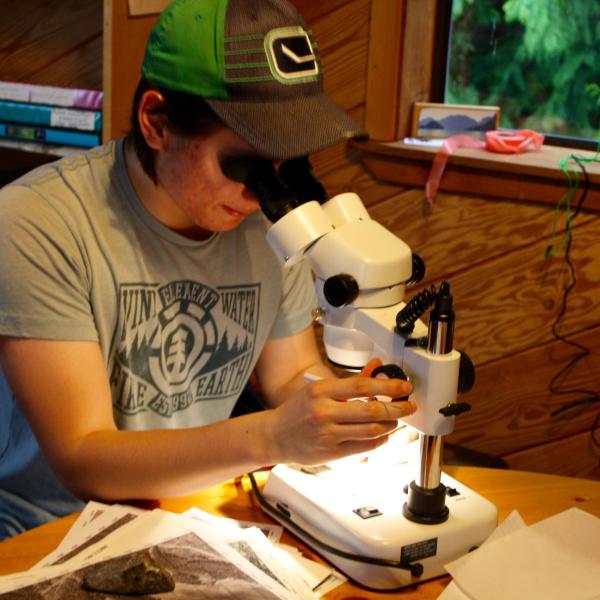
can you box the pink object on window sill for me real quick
[425,129,545,203]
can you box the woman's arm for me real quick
[0,332,413,503]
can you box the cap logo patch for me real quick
[265,26,319,83]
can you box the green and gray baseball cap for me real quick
[141,0,367,159]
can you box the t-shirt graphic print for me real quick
[110,280,260,419]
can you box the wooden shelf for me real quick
[0,0,102,183]
[355,139,600,212]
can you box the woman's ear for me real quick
[138,90,169,150]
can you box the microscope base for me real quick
[263,461,498,590]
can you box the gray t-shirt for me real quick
[0,140,315,532]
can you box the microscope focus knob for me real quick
[371,364,408,381]
[371,364,410,401]
[323,273,359,307]
[457,350,475,394]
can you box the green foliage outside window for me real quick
[447,0,600,142]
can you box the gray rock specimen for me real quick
[81,549,175,595]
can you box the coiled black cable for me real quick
[546,156,600,449]
[395,284,438,335]
[247,471,424,581]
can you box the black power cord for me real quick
[547,154,600,450]
[247,470,425,582]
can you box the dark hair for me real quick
[127,78,224,184]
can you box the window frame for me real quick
[359,0,600,211]
[442,1,599,151]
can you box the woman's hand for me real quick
[264,360,415,466]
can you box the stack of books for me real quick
[0,81,102,150]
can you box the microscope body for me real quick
[262,190,497,590]
[266,191,460,438]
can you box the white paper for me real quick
[403,137,445,147]
[32,503,144,568]
[37,500,109,563]
[438,583,472,600]
[444,508,600,600]
[439,510,527,599]
[311,570,347,597]
[180,510,340,597]
[80,509,298,598]
[0,501,346,599]
[183,506,283,543]
[277,543,347,596]
[231,527,317,598]
[0,509,296,598]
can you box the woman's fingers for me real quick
[359,357,383,377]
[308,375,413,404]
[310,394,416,425]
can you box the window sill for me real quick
[353,139,600,212]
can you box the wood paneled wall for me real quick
[0,1,102,89]
[303,0,600,480]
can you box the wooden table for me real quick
[1,466,599,599]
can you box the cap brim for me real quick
[206,93,368,160]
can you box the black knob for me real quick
[371,364,410,401]
[371,364,408,381]
[439,402,471,417]
[323,274,359,307]
[457,350,475,394]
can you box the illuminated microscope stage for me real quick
[263,447,498,590]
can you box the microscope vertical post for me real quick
[417,434,444,489]
[417,281,454,490]
[404,282,455,524]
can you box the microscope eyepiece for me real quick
[278,156,328,204]
[221,156,298,223]
[221,155,330,223]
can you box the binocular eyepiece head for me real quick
[220,155,327,223]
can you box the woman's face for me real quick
[154,126,265,239]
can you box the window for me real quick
[444,0,600,149]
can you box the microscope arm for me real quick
[317,303,461,437]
